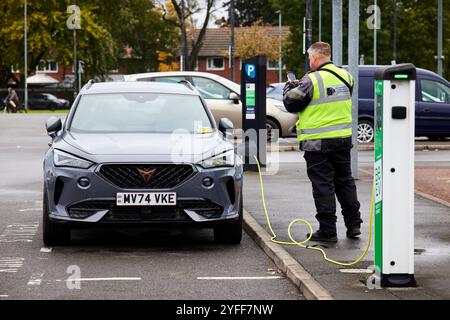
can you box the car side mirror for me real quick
[219,118,234,136]
[229,92,240,104]
[46,117,62,138]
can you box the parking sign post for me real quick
[241,56,267,171]
[374,63,417,288]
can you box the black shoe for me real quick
[346,227,361,239]
[307,230,338,243]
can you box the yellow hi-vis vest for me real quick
[296,64,353,142]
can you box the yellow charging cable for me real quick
[254,155,375,267]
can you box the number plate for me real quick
[116,193,177,206]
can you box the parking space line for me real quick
[27,273,44,286]
[339,269,374,274]
[56,277,142,282]
[0,223,39,243]
[0,295,9,298]
[0,257,24,273]
[197,276,283,280]
[19,208,41,212]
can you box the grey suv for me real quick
[43,81,243,245]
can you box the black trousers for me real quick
[303,138,362,234]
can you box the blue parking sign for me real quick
[245,64,256,79]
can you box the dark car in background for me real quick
[29,93,70,110]
[270,66,450,143]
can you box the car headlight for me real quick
[274,104,288,113]
[53,149,93,169]
[198,149,235,168]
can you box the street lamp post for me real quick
[24,0,28,110]
[67,3,81,93]
[392,0,397,64]
[374,0,378,65]
[278,11,282,83]
[332,0,343,66]
[437,0,444,76]
[180,0,186,72]
[230,0,235,82]
[305,0,313,71]
[319,0,322,42]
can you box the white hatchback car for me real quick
[123,72,297,141]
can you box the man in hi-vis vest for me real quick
[283,42,362,243]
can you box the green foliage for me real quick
[0,0,178,86]
[226,0,450,79]
[222,0,279,26]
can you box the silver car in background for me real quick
[43,81,243,246]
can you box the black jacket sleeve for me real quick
[283,74,314,113]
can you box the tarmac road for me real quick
[0,114,302,300]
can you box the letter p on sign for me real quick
[246,64,256,79]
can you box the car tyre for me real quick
[43,188,70,246]
[214,196,243,245]
[358,120,375,144]
[266,118,280,143]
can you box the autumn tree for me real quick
[161,0,219,71]
[233,21,283,61]
[0,0,117,86]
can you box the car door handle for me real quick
[423,108,431,112]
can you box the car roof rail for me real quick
[178,79,195,91]
[84,79,95,90]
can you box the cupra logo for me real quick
[138,168,157,184]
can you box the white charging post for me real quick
[373,64,417,288]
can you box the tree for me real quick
[219,0,279,27]
[0,0,180,87]
[161,0,218,71]
[270,0,450,78]
[233,21,283,61]
[0,0,117,86]
[92,0,179,74]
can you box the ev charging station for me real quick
[241,55,267,171]
[374,64,417,288]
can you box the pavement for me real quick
[0,114,303,300]
[243,151,450,300]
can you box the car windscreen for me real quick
[69,93,213,133]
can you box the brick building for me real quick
[184,26,290,84]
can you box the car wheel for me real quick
[42,188,70,246]
[358,120,374,144]
[266,118,280,143]
[214,196,243,245]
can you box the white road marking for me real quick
[56,277,142,282]
[0,295,9,298]
[0,257,24,273]
[19,208,41,212]
[0,223,39,243]
[40,247,52,253]
[197,276,283,280]
[27,273,44,286]
[339,269,374,274]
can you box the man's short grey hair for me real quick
[307,42,332,58]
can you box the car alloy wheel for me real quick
[357,121,374,144]
[266,118,280,143]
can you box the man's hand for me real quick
[283,81,300,97]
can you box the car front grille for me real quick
[98,164,196,189]
[67,199,224,221]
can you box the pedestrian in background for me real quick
[3,87,20,113]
